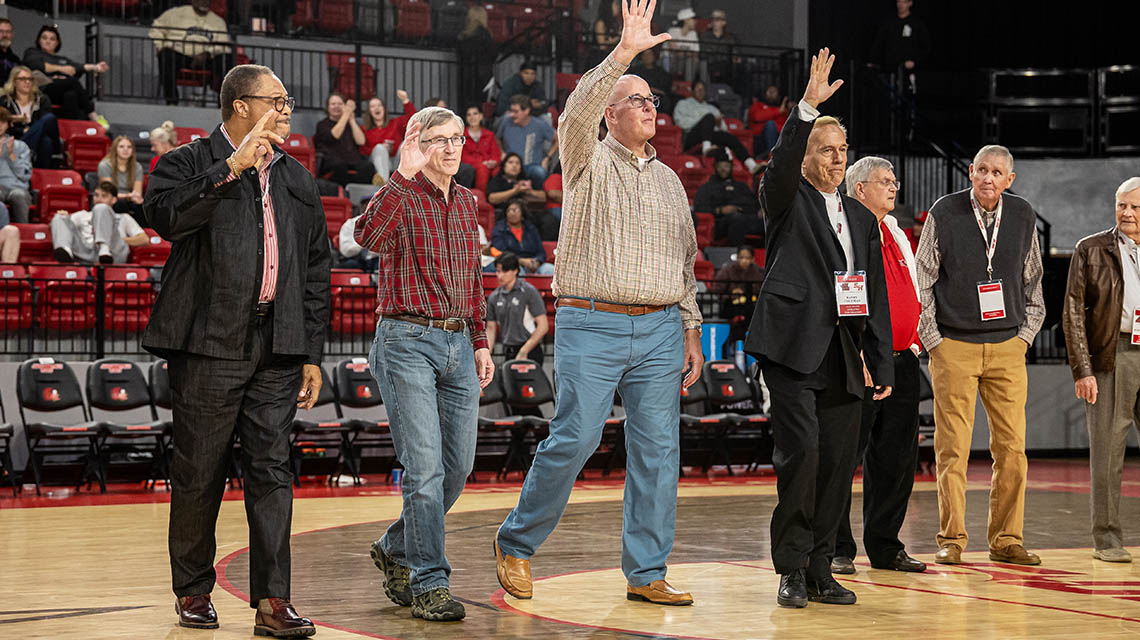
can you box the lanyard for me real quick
[970,192,1002,279]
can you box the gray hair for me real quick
[845,156,894,197]
[972,144,1014,172]
[409,106,463,134]
[1116,177,1140,201]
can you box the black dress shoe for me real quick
[175,594,218,629]
[830,556,855,574]
[254,598,315,637]
[777,568,808,608]
[806,575,857,605]
[872,549,927,572]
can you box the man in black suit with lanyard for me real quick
[744,49,893,608]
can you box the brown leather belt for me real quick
[555,298,667,316]
[385,315,468,332]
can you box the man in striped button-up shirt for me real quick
[494,0,704,608]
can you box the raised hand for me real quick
[396,89,409,103]
[614,0,671,64]
[344,99,357,115]
[396,119,439,179]
[231,109,283,173]
[802,47,844,109]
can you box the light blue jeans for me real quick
[497,302,684,586]
[368,318,480,595]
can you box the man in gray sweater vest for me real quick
[915,144,1045,566]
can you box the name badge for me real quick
[1132,309,1140,345]
[835,271,868,317]
[977,280,1006,321]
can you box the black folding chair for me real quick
[473,366,529,482]
[336,358,397,482]
[291,365,355,486]
[0,391,18,495]
[17,358,104,495]
[86,358,170,488]
[700,360,770,475]
[498,359,554,479]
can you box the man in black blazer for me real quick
[744,49,893,608]
[144,64,329,638]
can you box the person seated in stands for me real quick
[629,46,675,116]
[314,92,378,187]
[422,97,447,109]
[543,166,562,222]
[0,19,21,87]
[486,152,546,219]
[361,90,414,182]
[0,215,18,263]
[496,94,557,184]
[699,9,738,84]
[0,65,60,169]
[491,198,553,275]
[712,244,764,342]
[22,25,110,126]
[50,181,147,264]
[495,61,548,118]
[461,104,501,192]
[148,120,177,172]
[908,209,927,253]
[747,85,791,158]
[0,107,32,224]
[675,81,763,174]
[150,0,233,106]
[486,252,549,365]
[693,149,763,244]
[336,214,378,271]
[99,136,146,223]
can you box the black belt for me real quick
[253,301,274,317]
[386,315,468,332]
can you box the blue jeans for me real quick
[368,318,480,595]
[523,163,547,184]
[497,302,684,586]
[21,113,59,169]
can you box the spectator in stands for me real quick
[748,85,790,158]
[0,19,20,87]
[0,215,18,262]
[693,150,762,243]
[907,209,926,252]
[664,7,700,81]
[497,95,557,184]
[336,214,378,271]
[149,120,178,172]
[150,0,234,106]
[462,104,501,192]
[629,46,674,116]
[361,90,414,181]
[496,62,549,118]
[22,25,110,127]
[50,181,147,264]
[712,244,764,342]
[457,5,497,107]
[0,65,59,169]
[491,198,553,275]
[699,9,738,84]
[487,252,549,364]
[486,152,545,219]
[1062,176,1140,564]
[675,81,763,174]
[314,92,378,187]
[99,136,146,222]
[0,107,32,224]
[543,166,562,221]
[870,0,931,80]
[583,0,620,71]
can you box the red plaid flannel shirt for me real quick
[355,170,488,350]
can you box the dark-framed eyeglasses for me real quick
[420,135,467,148]
[608,93,660,110]
[241,95,296,112]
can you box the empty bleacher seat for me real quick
[0,265,34,330]
[27,265,96,331]
[317,0,355,33]
[57,120,111,174]
[326,51,376,102]
[282,134,316,174]
[85,358,170,486]
[31,169,89,221]
[13,224,53,263]
[393,0,432,40]
[173,126,209,145]
[651,114,683,158]
[102,266,155,333]
[129,229,171,267]
[329,269,377,334]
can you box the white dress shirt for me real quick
[1119,232,1140,333]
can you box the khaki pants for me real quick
[1087,336,1140,551]
[928,336,1028,550]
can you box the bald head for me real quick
[604,75,658,157]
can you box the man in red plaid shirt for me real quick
[354,106,495,622]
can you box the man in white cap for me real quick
[665,7,700,81]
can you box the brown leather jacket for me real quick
[1063,228,1124,380]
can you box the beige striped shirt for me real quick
[553,51,702,330]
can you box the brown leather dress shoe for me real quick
[989,544,1041,565]
[626,580,694,606]
[253,598,315,638]
[494,534,533,599]
[935,544,963,565]
[175,594,218,629]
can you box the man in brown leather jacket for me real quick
[1062,176,1140,563]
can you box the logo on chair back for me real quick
[31,363,64,374]
[711,363,735,373]
[42,387,61,402]
[111,387,129,402]
[356,385,373,399]
[721,384,734,397]
[510,363,536,373]
[99,363,132,374]
[522,385,535,399]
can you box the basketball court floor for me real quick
[4,459,1140,639]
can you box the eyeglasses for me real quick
[608,93,660,110]
[420,135,466,148]
[862,179,901,190]
[14,76,33,82]
[241,95,296,112]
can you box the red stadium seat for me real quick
[393,0,432,40]
[694,258,715,282]
[694,212,714,249]
[505,4,552,46]
[282,134,316,174]
[317,0,355,33]
[13,223,53,263]
[326,52,376,103]
[542,241,557,265]
[723,117,753,156]
[129,229,171,267]
[329,269,376,334]
[321,196,353,240]
[471,189,494,235]
[483,3,510,41]
[31,170,88,221]
[670,155,710,202]
[482,272,498,296]
[57,120,110,174]
[651,114,682,157]
[523,274,555,314]
[672,80,692,99]
[0,265,34,330]
[173,127,208,145]
[210,0,226,18]
[555,73,582,110]
[27,265,96,331]
[102,265,154,333]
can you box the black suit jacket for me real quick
[744,107,893,396]
[142,126,331,364]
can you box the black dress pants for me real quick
[167,312,304,606]
[835,349,921,566]
[319,156,376,187]
[683,113,752,161]
[764,329,862,579]
[42,77,96,120]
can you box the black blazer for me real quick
[744,107,893,396]
[142,126,331,364]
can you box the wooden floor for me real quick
[5,460,1140,639]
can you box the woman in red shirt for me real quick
[461,104,501,192]
[361,90,415,180]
